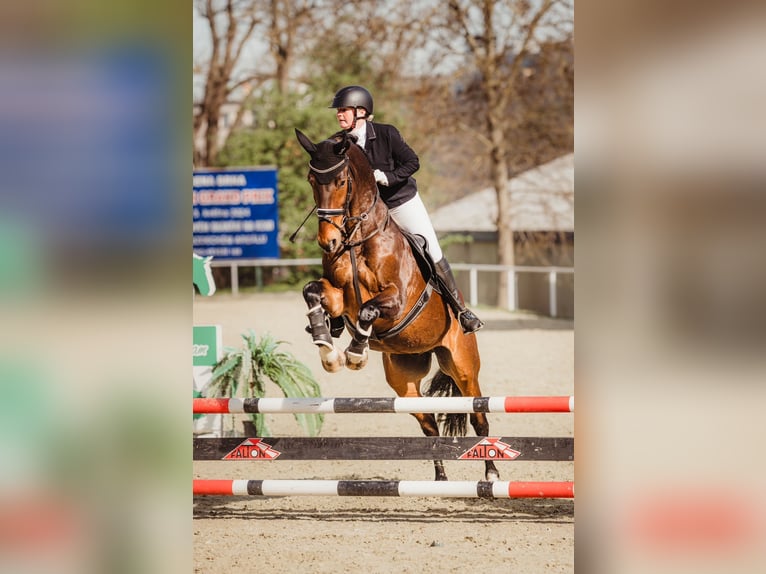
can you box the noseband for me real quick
[311,156,351,221]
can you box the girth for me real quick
[342,234,437,341]
[343,281,434,341]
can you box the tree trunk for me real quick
[494,168,514,309]
[495,200,514,308]
[201,75,227,167]
[205,107,221,167]
[487,97,514,309]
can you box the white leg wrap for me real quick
[345,348,368,364]
[355,323,372,337]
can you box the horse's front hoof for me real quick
[344,345,368,370]
[319,346,346,373]
[322,360,344,373]
[485,469,500,482]
[344,349,368,371]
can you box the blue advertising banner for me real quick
[193,167,279,259]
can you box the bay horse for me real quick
[295,128,498,482]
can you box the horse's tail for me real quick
[422,370,467,437]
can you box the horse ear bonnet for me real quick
[295,128,318,153]
[296,130,349,185]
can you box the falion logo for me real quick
[192,344,210,357]
[224,439,281,460]
[459,438,521,460]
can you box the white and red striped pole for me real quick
[193,479,574,499]
[193,395,574,415]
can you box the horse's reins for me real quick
[311,157,389,307]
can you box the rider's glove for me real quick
[373,169,389,186]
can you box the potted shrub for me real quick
[209,330,323,436]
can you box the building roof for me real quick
[429,153,573,233]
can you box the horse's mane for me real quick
[346,141,370,171]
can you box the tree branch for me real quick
[448,1,484,58]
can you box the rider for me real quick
[330,85,484,334]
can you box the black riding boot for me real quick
[434,258,484,334]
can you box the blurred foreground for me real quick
[0,1,189,573]
[577,1,766,572]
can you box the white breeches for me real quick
[388,193,443,263]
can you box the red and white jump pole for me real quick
[193,395,574,415]
[193,479,574,499]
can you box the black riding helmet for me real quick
[329,85,373,116]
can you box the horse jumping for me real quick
[295,128,498,481]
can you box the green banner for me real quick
[193,325,222,367]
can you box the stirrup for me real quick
[458,309,484,334]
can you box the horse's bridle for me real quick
[310,155,386,251]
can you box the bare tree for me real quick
[194,0,323,166]
[297,1,436,104]
[266,0,317,94]
[194,0,262,166]
[428,0,573,307]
